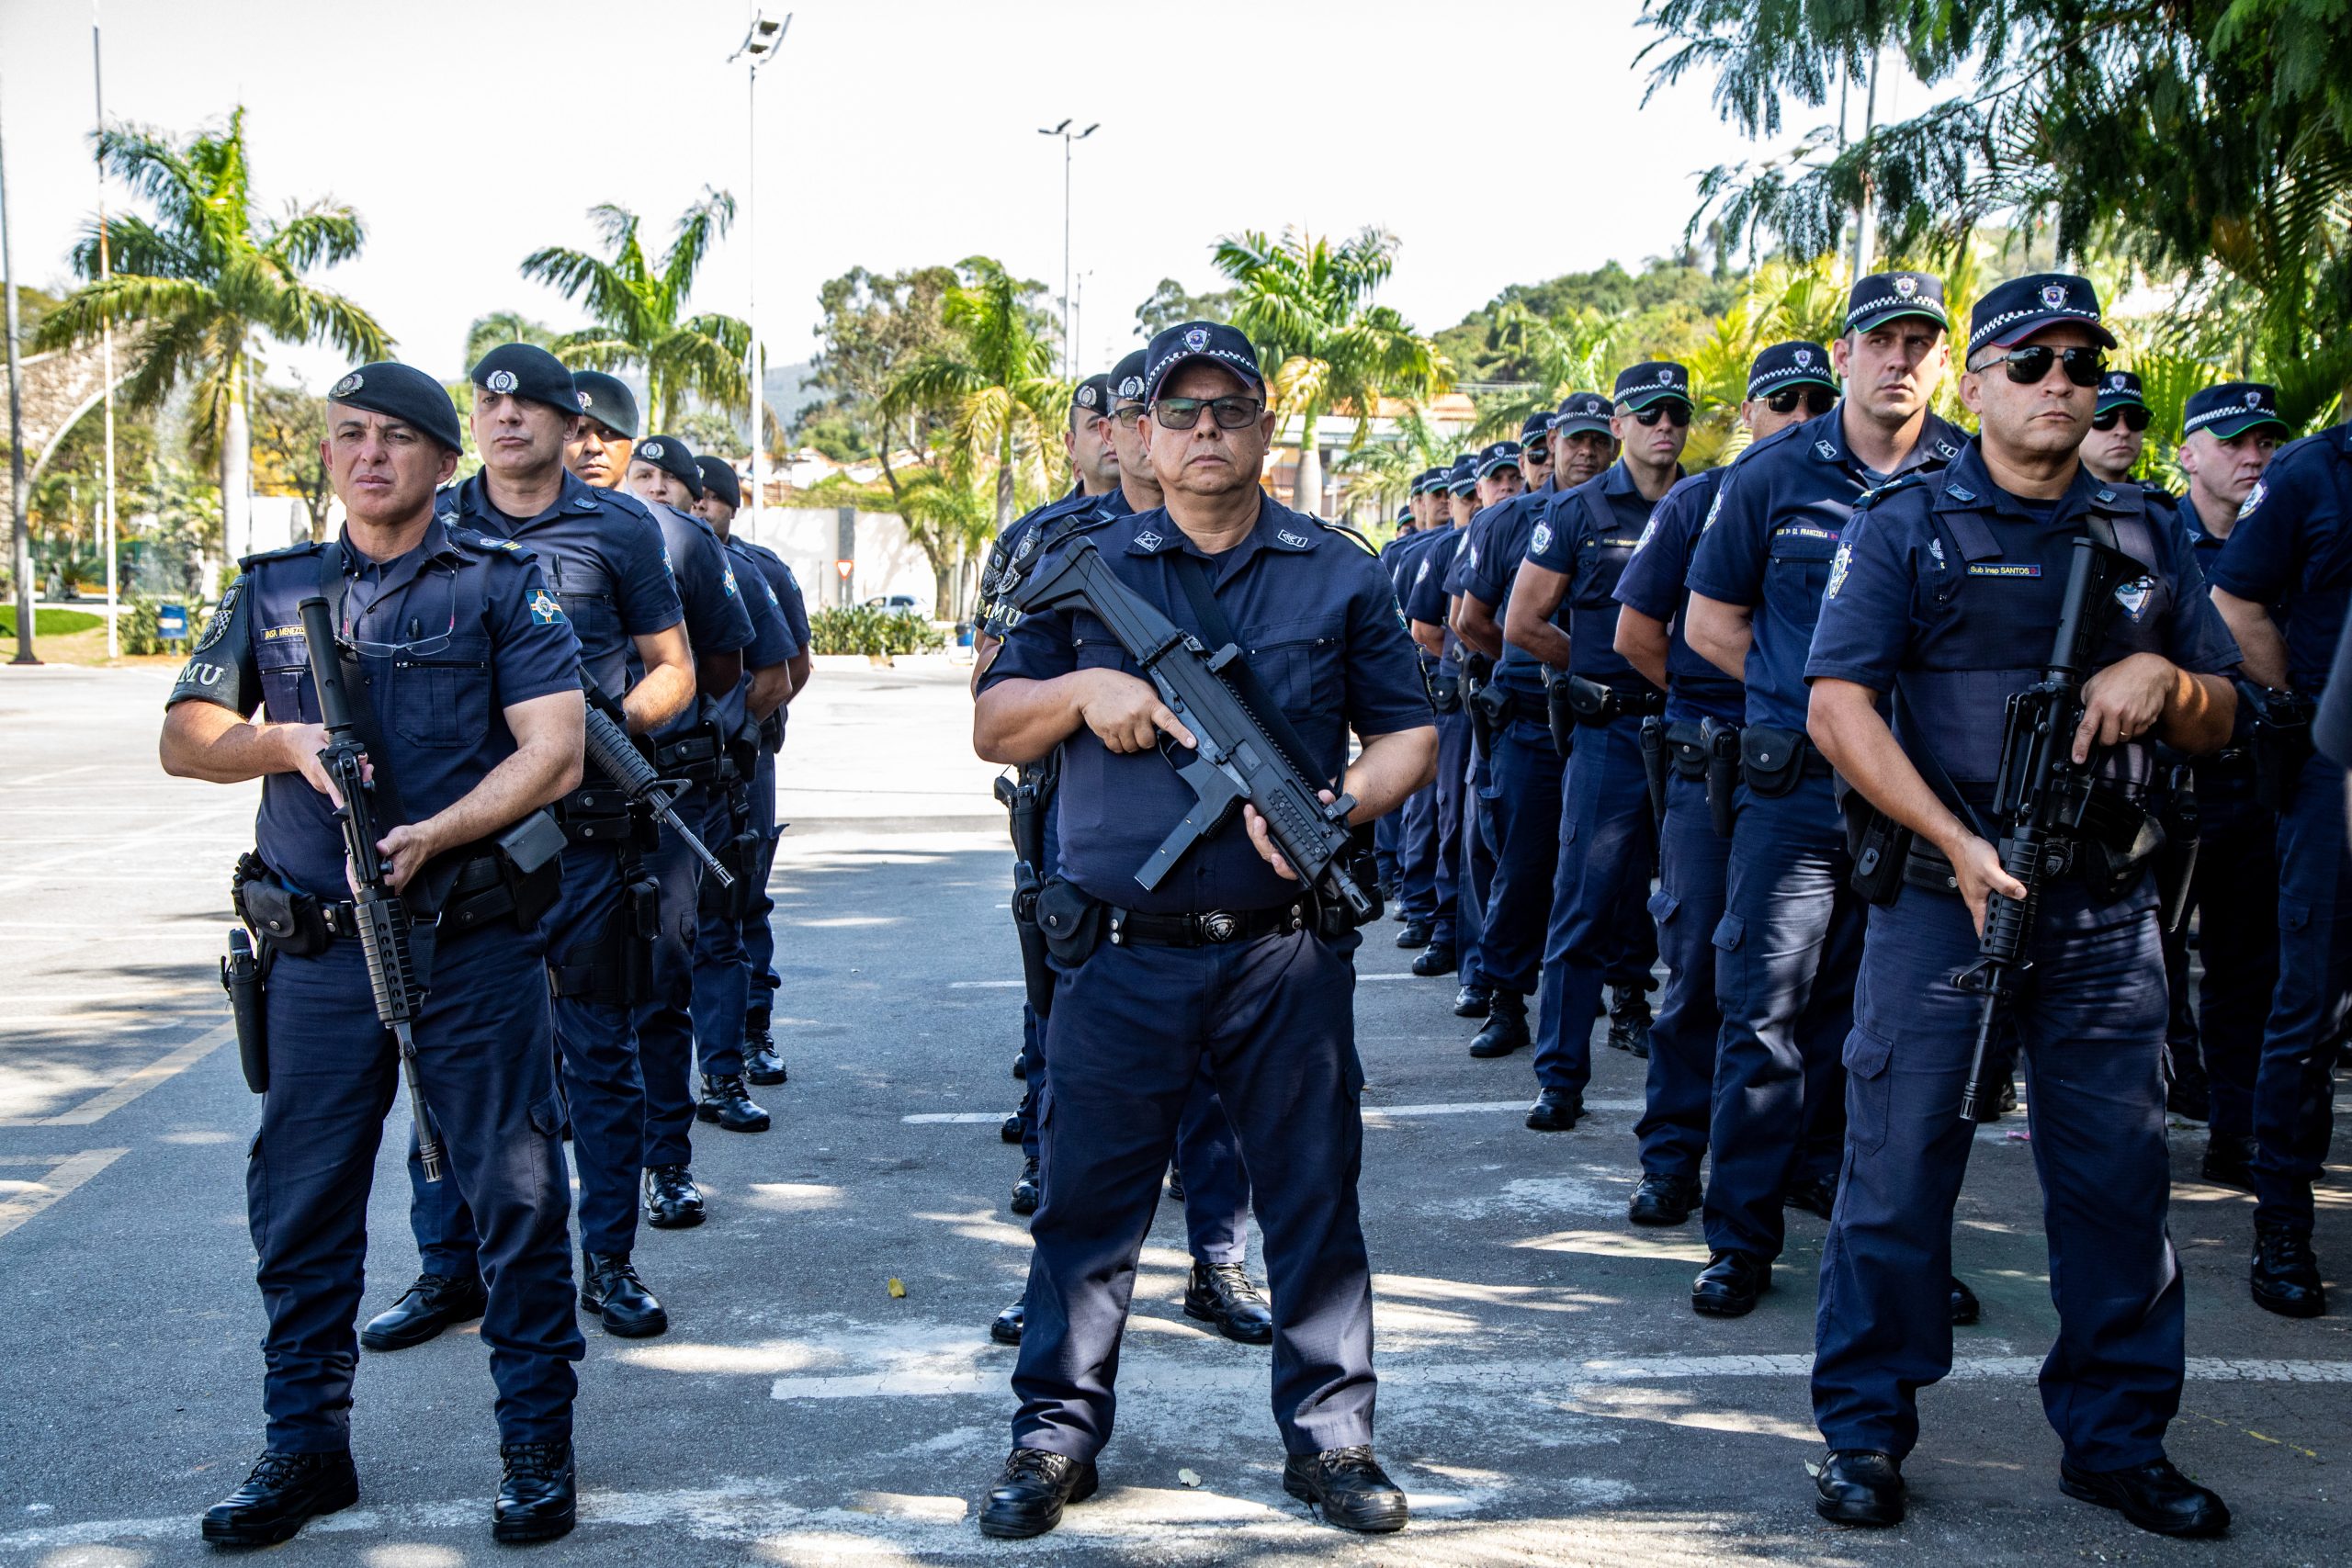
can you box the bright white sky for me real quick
[0,0,1871,397]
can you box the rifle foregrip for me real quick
[355,893,424,1028]
[583,705,662,800]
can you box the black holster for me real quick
[999,757,1062,1015]
[222,926,268,1094]
[2154,762,2200,935]
[1839,780,1914,908]
[1544,671,1575,759]
[1638,716,1668,827]
[2242,682,2316,810]
[1702,717,1741,838]
[1468,681,1510,755]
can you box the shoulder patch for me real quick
[2237,478,2267,520]
[1529,521,1554,556]
[1825,539,1854,600]
[527,587,568,626]
[192,581,242,652]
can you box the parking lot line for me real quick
[0,1148,130,1241]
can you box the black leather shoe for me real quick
[1282,1446,1408,1534]
[696,1072,771,1134]
[989,1300,1025,1345]
[978,1448,1098,1539]
[1691,1250,1770,1316]
[2059,1456,2230,1538]
[2201,1134,2256,1190]
[1525,1087,1583,1132]
[1409,943,1457,977]
[201,1450,359,1547]
[1010,1156,1041,1216]
[642,1164,706,1229]
[1628,1173,1701,1226]
[1453,986,1491,1018]
[494,1439,577,1543]
[1000,1110,1025,1145]
[1950,1275,1981,1326]
[1165,1164,1185,1202]
[1469,994,1530,1058]
[1010,1050,1027,1081]
[1782,1174,1838,1220]
[1605,985,1652,1058]
[580,1251,668,1337]
[1184,1260,1274,1345]
[2166,1063,2211,1122]
[1814,1450,1905,1527]
[359,1271,485,1351]
[743,1028,787,1086]
[1395,919,1432,950]
[2251,1222,2326,1318]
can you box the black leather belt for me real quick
[1107,903,1306,948]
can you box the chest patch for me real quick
[2114,577,2154,621]
[262,623,304,642]
[1276,528,1310,548]
[1967,563,2041,578]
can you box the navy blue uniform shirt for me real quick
[167,521,583,899]
[2206,423,2352,693]
[981,497,1432,914]
[635,500,756,742]
[730,538,808,740]
[985,489,1129,640]
[722,534,797,735]
[1402,525,1471,663]
[1613,464,1747,723]
[1458,487,1554,695]
[1687,403,1968,728]
[441,470,679,699]
[1521,460,1671,691]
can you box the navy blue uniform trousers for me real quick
[1814,887,2182,1470]
[1396,784,1438,922]
[1532,714,1658,1093]
[638,799,716,1168]
[1014,929,1373,1460]
[1373,804,1401,895]
[412,839,644,1269]
[690,784,753,1084]
[742,829,784,1028]
[2254,751,2352,1231]
[1703,774,1859,1260]
[1479,718,1564,999]
[1457,731,1496,994]
[2174,771,2277,1145]
[1430,709,1474,950]
[262,920,582,1450]
[1639,770,1733,1177]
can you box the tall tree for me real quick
[463,310,558,367]
[521,189,749,431]
[799,264,960,468]
[1134,276,1238,338]
[34,107,389,562]
[1211,227,1447,515]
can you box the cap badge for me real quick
[1658,367,1675,384]
[2041,283,2069,309]
[1793,349,1814,368]
[1118,376,1143,399]
[576,390,594,410]
[641,441,664,460]
[1078,385,1098,408]
[1894,274,1918,297]
[486,368,519,394]
[2246,387,2265,407]
[2109,373,2126,390]
[1184,328,1209,351]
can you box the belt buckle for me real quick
[1199,910,1240,943]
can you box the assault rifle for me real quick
[1010,537,1376,921]
[579,678,735,892]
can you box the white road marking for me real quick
[0,1020,235,1128]
[946,979,1022,989]
[0,1147,130,1240]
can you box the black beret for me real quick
[2184,382,2289,440]
[571,370,640,439]
[1747,341,1837,400]
[1071,374,1114,415]
[1847,270,1948,334]
[695,455,742,509]
[325,362,463,454]
[1967,272,2116,357]
[469,343,580,415]
[633,434,703,498]
[1110,349,1148,404]
[1143,321,1266,401]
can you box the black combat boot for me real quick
[743,1012,787,1086]
[1183,1260,1274,1344]
[642,1164,706,1229]
[580,1251,668,1337]
[2250,1222,2326,1318]
[1469,991,1530,1058]
[359,1271,486,1351]
[493,1438,577,1542]
[696,1072,771,1133]
[978,1449,1098,1539]
[1606,984,1652,1057]
[1282,1446,1409,1533]
[201,1450,359,1547]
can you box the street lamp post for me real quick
[731,10,790,540]
[2,72,36,665]
[1036,118,1097,378]
[93,3,118,658]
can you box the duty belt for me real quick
[1107,903,1307,948]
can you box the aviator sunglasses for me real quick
[1153,395,1265,431]
[1766,385,1839,416]
[1628,401,1691,428]
[1970,344,2107,388]
[2092,405,2152,433]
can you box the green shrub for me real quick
[808,605,944,657]
[0,607,103,637]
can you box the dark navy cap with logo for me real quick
[1549,390,1611,437]
[634,434,704,498]
[325,361,463,454]
[2094,368,2146,413]
[1476,440,1524,479]
[1396,501,1414,525]
[2183,381,2290,440]
[1071,374,1114,417]
[1966,272,2117,357]
[1110,349,1148,406]
[1143,321,1266,402]
[1845,270,1949,334]
[1747,340,1837,400]
[1446,455,1480,495]
[1519,412,1554,447]
[469,343,581,416]
[1612,361,1692,412]
[695,455,743,510]
[571,369,640,438]
[1411,466,1450,496]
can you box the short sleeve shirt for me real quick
[2206,423,2352,692]
[1521,461,1668,689]
[1614,464,1745,723]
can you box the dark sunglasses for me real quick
[1971,344,2106,388]
[1521,442,1551,462]
[2092,405,2152,432]
[1765,385,1839,416]
[1630,402,1692,428]
[1112,405,1147,428]
[1153,395,1263,431]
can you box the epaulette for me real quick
[448,525,537,561]
[237,539,325,570]
[1855,470,1931,513]
[1317,518,1378,556]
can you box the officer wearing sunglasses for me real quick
[1804,271,2240,1539]
[2082,370,2156,491]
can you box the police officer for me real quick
[1804,273,2237,1538]
[1380,468,1447,930]
[618,434,760,1219]
[1373,497,1425,901]
[567,369,639,489]
[165,363,588,1544]
[1390,461,1473,951]
[1682,273,1971,1315]
[1507,364,1690,1129]
[696,455,814,1087]
[374,344,691,1348]
[971,322,1434,1540]
[1611,343,1835,1222]
[2205,386,2348,1320]
[2081,370,2155,492]
[1455,394,1616,1059]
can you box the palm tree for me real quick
[463,310,557,367]
[521,189,748,431]
[34,107,390,564]
[1210,227,1447,516]
[1467,303,1620,442]
[1334,403,1455,525]
[892,467,997,618]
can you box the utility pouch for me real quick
[1468,681,1510,754]
[1638,716,1668,825]
[232,868,329,957]
[727,725,762,784]
[1544,672,1575,759]
[493,809,567,931]
[222,926,268,1093]
[1840,782,1913,908]
[1738,725,1811,799]
[555,784,634,848]
[2242,682,2316,811]
[1035,876,1104,966]
[1565,674,1615,723]
[1666,720,1709,781]
[623,875,662,1002]
[653,726,724,788]
[1702,717,1741,838]
[759,709,785,754]
[1462,651,1495,685]
[1429,671,1463,715]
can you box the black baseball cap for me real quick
[633,434,703,498]
[1142,321,1266,402]
[1071,374,1114,417]
[695,455,742,510]
[1476,441,1524,479]
[1846,270,1949,334]
[1747,341,1837,401]
[1550,391,1611,437]
[571,370,640,439]
[1110,350,1148,406]
[1613,362,1692,412]
[1966,272,2117,357]
[2094,369,2146,413]
[2183,382,2290,441]
[326,362,463,454]
[469,344,580,416]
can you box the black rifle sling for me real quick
[314,545,413,827]
[1165,548,1330,786]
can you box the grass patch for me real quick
[0,607,104,637]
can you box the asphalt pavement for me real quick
[0,656,2345,1566]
